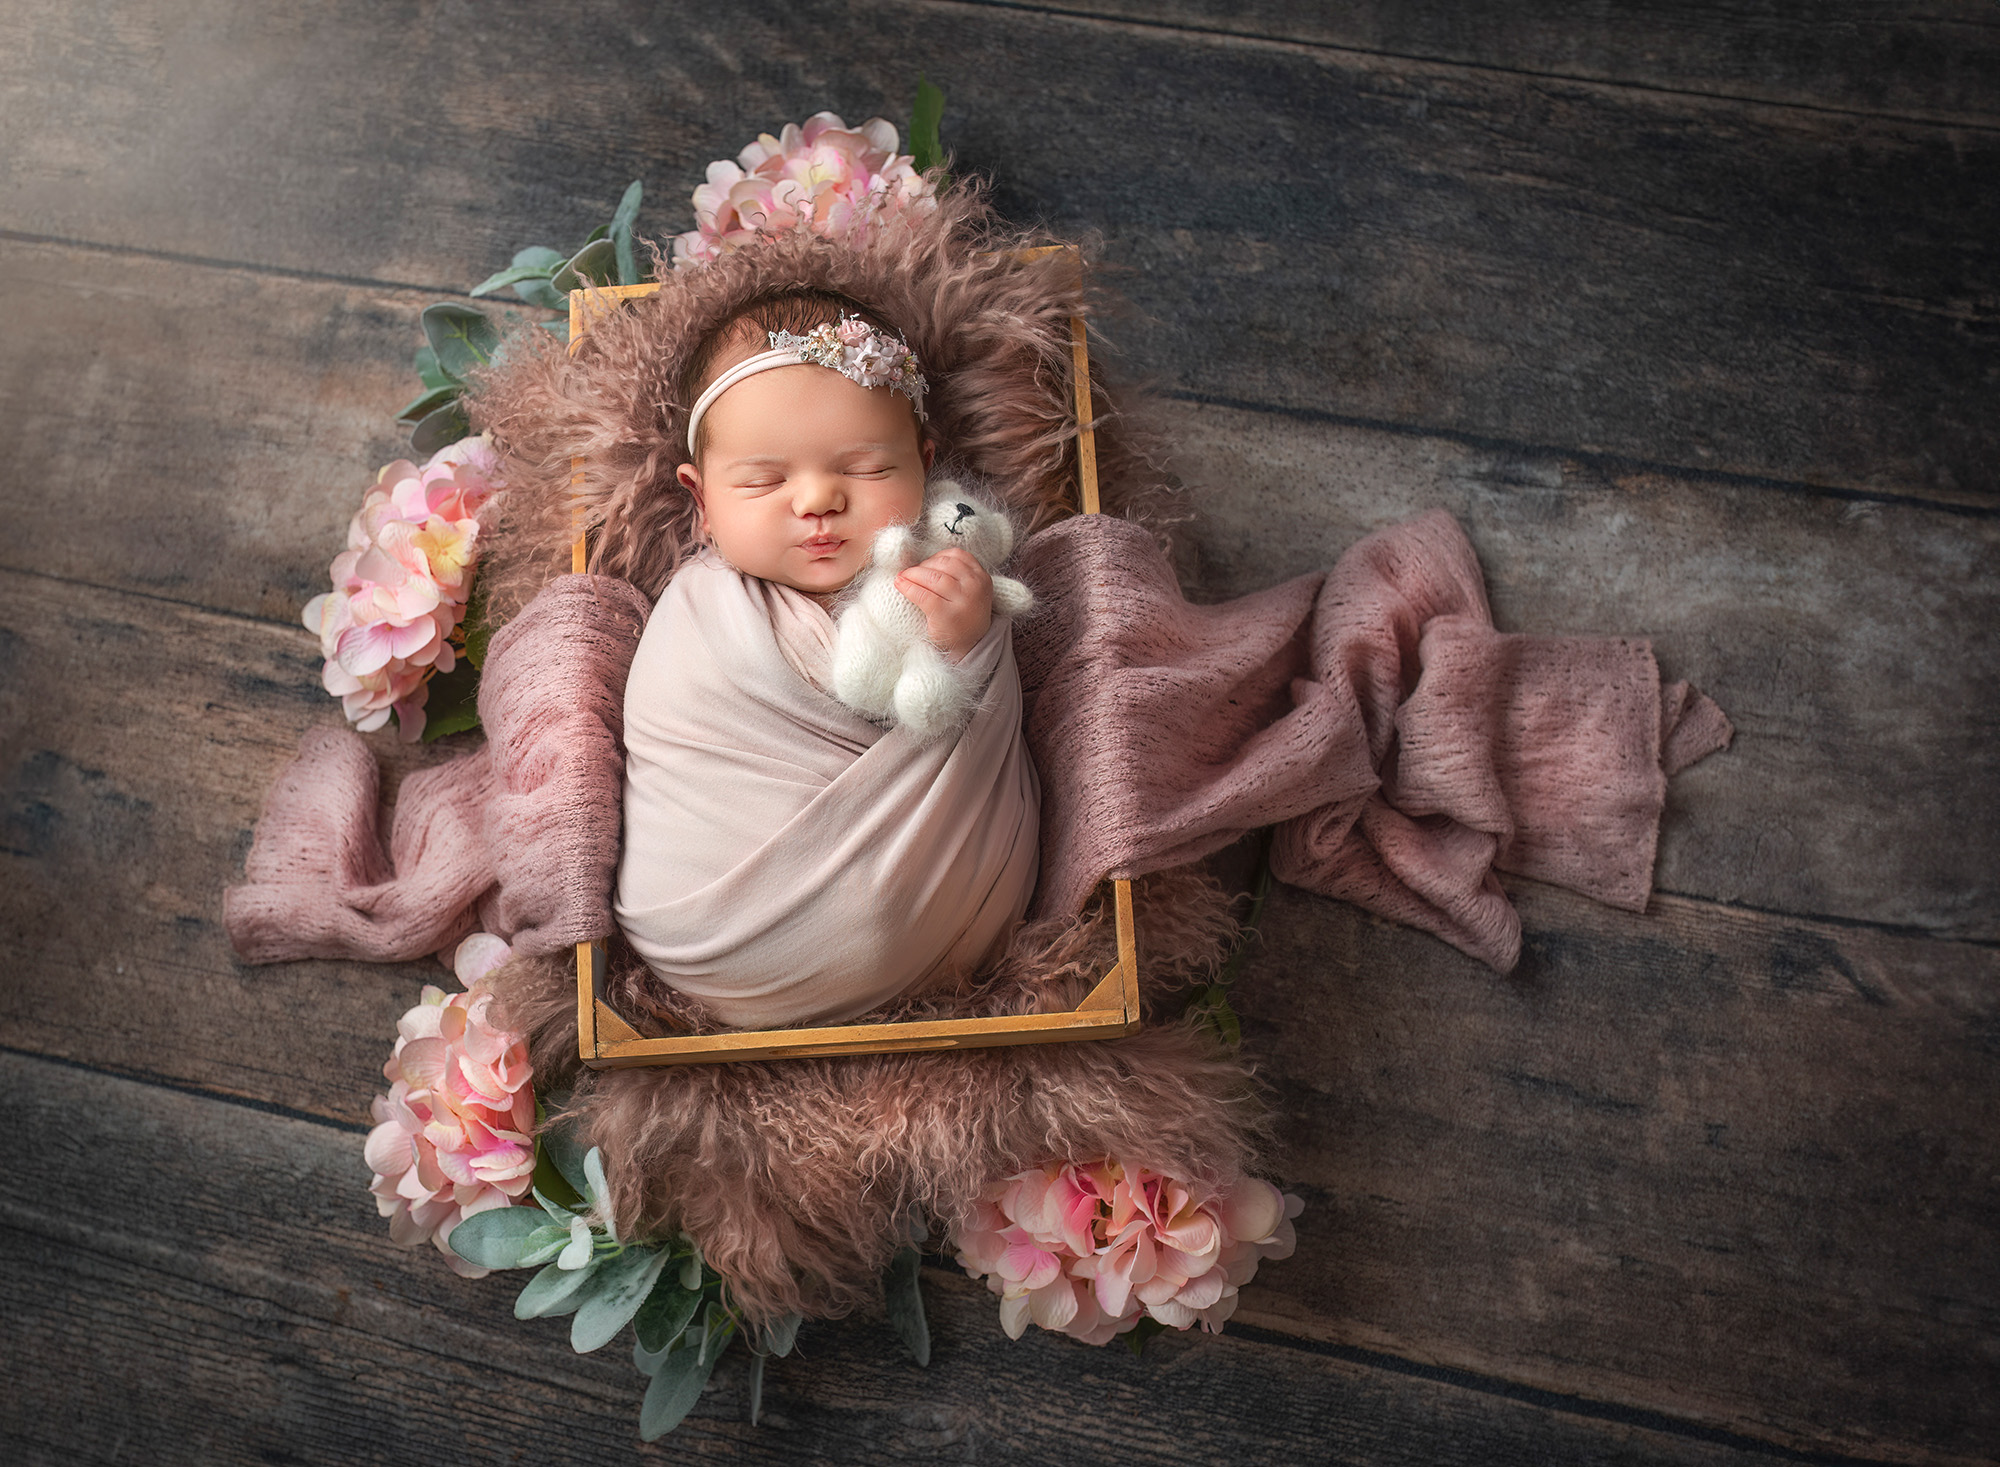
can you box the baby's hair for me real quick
[678,287,932,464]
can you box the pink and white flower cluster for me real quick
[364,935,531,1277]
[671,112,938,267]
[954,1160,1304,1345]
[303,436,502,741]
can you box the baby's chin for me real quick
[767,558,863,599]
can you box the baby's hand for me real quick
[896,548,993,661]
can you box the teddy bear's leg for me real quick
[831,609,906,719]
[892,641,975,742]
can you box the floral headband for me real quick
[685,315,929,456]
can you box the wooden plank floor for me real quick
[1,3,1994,1462]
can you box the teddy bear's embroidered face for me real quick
[922,491,1014,568]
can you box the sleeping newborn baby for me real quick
[613,298,1041,1028]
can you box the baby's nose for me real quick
[794,476,845,513]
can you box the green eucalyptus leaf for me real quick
[516,1226,574,1269]
[556,1213,595,1271]
[634,1335,671,1376]
[551,237,618,293]
[633,1275,704,1355]
[444,1204,548,1269]
[408,400,470,457]
[515,1258,598,1320]
[538,318,572,337]
[1123,1315,1169,1357]
[609,179,644,286]
[571,1245,671,1354]
[460,576,493,671]
[539,1113,592,1200]
[469,262,554,299]
[581,223,610,245]
[532,1155,585,1214]
[884,1245,930,1367]
[419,658,481,743]
[583,1147,613,1225]
[639,1342,716,1442]
[747,1351,765,1426]
[512,275,568,311]
[752,1311,801,1360]
[697,1300,736,1368]
[395,383,459,424]
[469,245,566,299]
[413,343,453,390]
[910,77,946,177]
[422,302,500,380]
[679,1251,703,1292]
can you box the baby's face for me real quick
[679,361,929,597]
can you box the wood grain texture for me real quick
[0,238,433,623]
[1230,880,2000,1464]
[2,1053,1792,1467]
[0,569,1993,1461]
[984,1,2000,125]
[0,0,1992,500]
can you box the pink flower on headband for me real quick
[671,112,937,267]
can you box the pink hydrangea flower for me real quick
[363,936,532,1277]
[671,112,938,267]
[953,1160,1302,1346]
[303,436,502,741]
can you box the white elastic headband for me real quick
[684,316,929,457]
[685,348,797,456]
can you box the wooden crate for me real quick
[567,251,1140,1066]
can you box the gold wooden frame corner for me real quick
[568,247,1135,1066]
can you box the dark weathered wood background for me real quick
[2,2,1995,1462]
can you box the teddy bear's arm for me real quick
[990,575,1035,620]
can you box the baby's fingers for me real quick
[894,568,948,611]
[896,562,971,601]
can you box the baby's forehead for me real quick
[702,365,921,455]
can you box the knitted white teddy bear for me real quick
[830,481,1034,742]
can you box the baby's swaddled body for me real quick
[614,551,1041,1029]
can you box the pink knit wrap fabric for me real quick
[223,575,650,963]
[1015,510,1731,971]
[224,511,1728,974]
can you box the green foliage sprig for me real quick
[449,1109,930,1440]
[394,181,649,458]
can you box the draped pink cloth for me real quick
[222,575,649,964]
[1014,510,1730,970]
[224,511,1729,978]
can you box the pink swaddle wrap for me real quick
[614,552,1041,1028]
